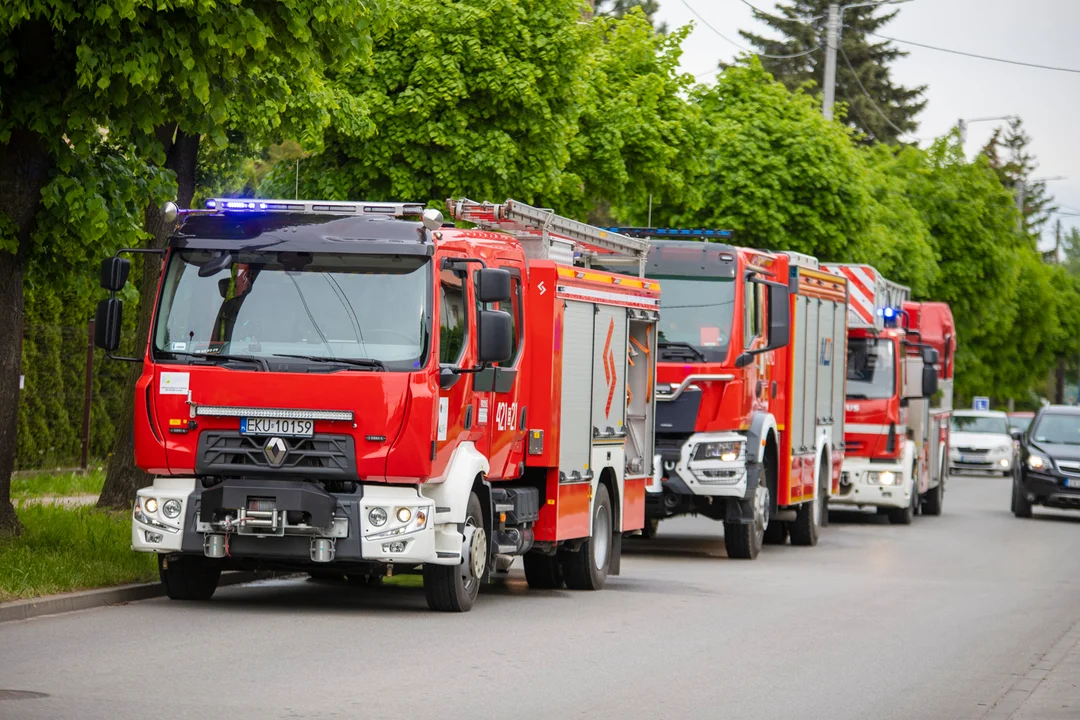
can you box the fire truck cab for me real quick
[599,233,848,560]
[95,198,659,612]
[822,264,954,522]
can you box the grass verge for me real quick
[0,503,156,602]
[11,468,105,499]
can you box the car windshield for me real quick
[153,249,431,371]
[1008,415,1033,433]
[654,276,736,360]
[846,338,895,399]
[951,415,1009,434]
[1030,413,1080,445]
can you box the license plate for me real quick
[961,455,984,464]
[240,417,314,437]
[1065,478,1080,490]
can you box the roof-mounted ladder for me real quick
[448,199,650,276]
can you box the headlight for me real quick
[162,499,182,519]
[368,507,388,527]
[144,497,159,514]
[1027,454,1049,470]
[395,507,412,523]
[694,441,743,463]
[868,471,897,486]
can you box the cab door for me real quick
[477,259,527,480]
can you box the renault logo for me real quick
[264,437,288,467]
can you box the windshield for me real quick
[951,415,1009,435]
[1030,413,1080,445]
[654,276,736,360]
[846,338,895,399]
[1008,415,1033,433]
[153,249,431,371]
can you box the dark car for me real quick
[1013,405,1080,517]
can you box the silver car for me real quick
[950,410,1015,475]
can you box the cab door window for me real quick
[439,268,468,364]
[743,277,764,349]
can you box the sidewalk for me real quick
[987,619,1080,719]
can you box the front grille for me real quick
[1056,461,1080,476]
[955,447,989,454]
[694,469,741,485]
[196,431,356,480]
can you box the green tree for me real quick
[0,1,385,530]
[982,118,1056,242]
[594,0,666,31]
[266,0,592,205]
[665,59,881,264]
[739,0,925,144]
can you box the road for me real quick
[2,474,1079,720]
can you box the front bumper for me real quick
[131,479,460,566]
[950,449,1012,472]
[1018,469,1080,509]
[831,458,911,509]
[650,432,749,499]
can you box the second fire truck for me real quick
[598,232,848,559]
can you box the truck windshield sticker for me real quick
[159,372,190,395]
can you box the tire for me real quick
[922,478,944,516]
[159,555,221,601]
[523,552,564,589]
[725,474,769,560]
[887,467,916,525]
[763,520,788,545]
[561,484,613,590]
[791,458,828,546]
[641,517,660,539]
[1012,481,1033,519]
[423,492,486,612]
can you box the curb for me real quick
[0,571,274,623]
[984,616,1080,718]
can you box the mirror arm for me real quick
[106,350,142,364]
[453,362,490,375]
[441,257,487,270]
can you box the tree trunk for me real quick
[0,131,54,535]
[1055,358,1067,405]
[98,129,201,510]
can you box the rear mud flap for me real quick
[610,530,622,575]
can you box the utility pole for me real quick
[822,4,839,121]
[820,1,913,121]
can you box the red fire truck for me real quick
[599,232,848,559]
[94,198,659,612]
[821,264,955,522]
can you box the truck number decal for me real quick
[496,402,518,432]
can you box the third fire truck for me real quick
[822,264,955,522]
[597,232,848,559]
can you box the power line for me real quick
[681,0,822,60]
[838,45,919,141]
[869,31,1080,75]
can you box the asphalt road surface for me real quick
[2,474,1079,720]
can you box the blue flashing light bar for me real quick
[879,306,900,328]
[599,227,734,240]
[204,198,426,217]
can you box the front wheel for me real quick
[1012,481,1033,519]
[561,484,613,590]
[423,492,486,612]
[887,469,916,525]
[725,478,768,560]
[159,555,220,601]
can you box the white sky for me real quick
[655,0,1080,249]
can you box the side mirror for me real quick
[921,363,938,397]
[218,278,231,299]
[734,352,754,368]
[1011,428,1023,441]
[922,347,939,365]
[767,282,791,349]
[439,365,461,391]
[95,298,123,351]
[99,257,130,291]
[478,309,513,363]
[476,268,512,304]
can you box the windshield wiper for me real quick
[159,349,269,372]
[658,341,707,362]
[846,393,870,399]
[272,353,387,371]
